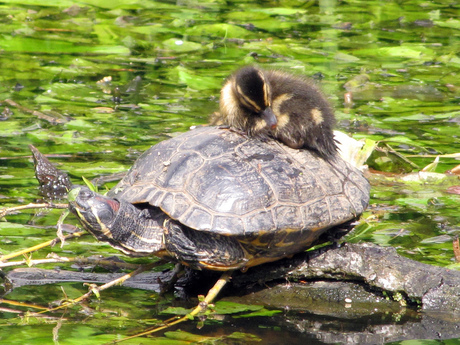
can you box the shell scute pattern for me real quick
[168,193,192,220]
[273,205,304,230]
[343,172,371,214]
[213,215,245,234]
[237,141,332,204]
[177,130,233,159]
[157,152,204,189]
[328,195,356,224]
[185,207,213,231]
[186,158,275,217]
[243,209,276,235]
[110,126,369,245]
[301,198,333,231]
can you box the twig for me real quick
[0,306,25,314]
[32,262,159,315]
[0,255,140,270]
[453,237,460,263]
[2,99,67,124]
[0,202,68,218]
[107,271,233,344]
[0,298,49,311]
[0,231,85,262]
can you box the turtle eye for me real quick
[96,206,115,223]
[92,197,119,223]
[79,188,94,201]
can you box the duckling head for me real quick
[217,66,278,136]
[215,66,337,159]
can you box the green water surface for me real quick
[0,0,460,344]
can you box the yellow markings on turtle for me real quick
[127,222,164,244]
[275,228,298,248]
[242,230,270,248]
[94,213,114,238]
[155,249,170,258]
[310,225,325,232]
[116,220,163,253]
[129,230,162,244]
[197,261,243,271]
[247,236,268,248]
[244,255,286,268]
[74,207,113,239]
[311,108,324,125]
[74,208,92,231]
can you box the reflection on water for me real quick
[0,0,459,344]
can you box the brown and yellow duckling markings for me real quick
[213,66,337,159]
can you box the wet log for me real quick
[229,242,460,315]
[4,242,460,345]
[5,242,460,315]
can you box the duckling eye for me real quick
[236,78,269,113]
[234,68,270,112]
[236,85,263,113]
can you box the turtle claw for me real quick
[159,263,184,296]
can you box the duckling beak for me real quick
[261,107,277,130]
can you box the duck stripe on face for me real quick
[236,84,262,112]
[215,66,337,159]
[259,70,271,108]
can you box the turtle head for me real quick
[68,186,120,241]
[218,66,277,134]
[68,186,166,256]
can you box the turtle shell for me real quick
[108,126,369,263]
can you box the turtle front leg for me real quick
[158,263,184,295]
[163,220,249,271]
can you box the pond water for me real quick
[0,0,460,344]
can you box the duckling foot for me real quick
[218,125,249,138]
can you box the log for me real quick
[5,242,460,344]
[230,242,460,315]
[6,242,460,315]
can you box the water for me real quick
[0,0,460,344]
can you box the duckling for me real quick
[212,66,337,158]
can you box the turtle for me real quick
[211,66,337,158]
[69,125,369,272]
